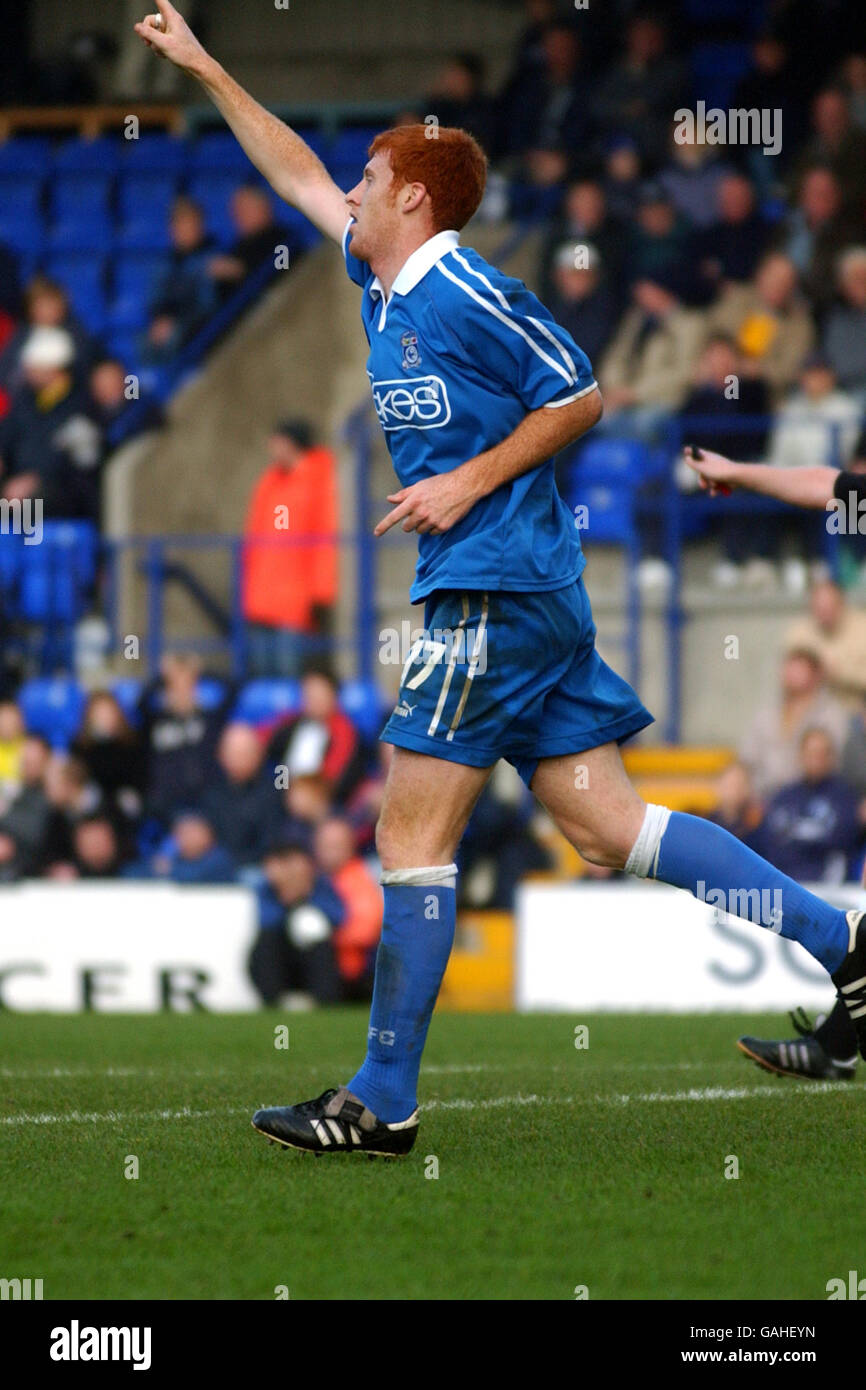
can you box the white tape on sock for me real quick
[624,803,671,879]
[380,863,458,889]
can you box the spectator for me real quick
[767,353,861,474]
[839,53,866,130]
[265,666,366,807]
[207,185,293,301]
[508,145,569,222]
[821,246,866,403]
[143,809,235,885]
[498,20,590,160]
[0,275,95,396]
[42,752,105,868]
[282,772,333,831]
[785,579,866,707]
[0,734,53,874]
[0,828,23,882]
[707,761,761,845]
[590,12,688,165]
[658,131,732,231]
[622,183,696,297]
[601,135,642,221]
[677,335,771,586]
[597,277,706,439]
[0,237,20,325]
[71,690,145,824]
[201,721,283,869]
[0,326,104,521]
[139,655,234,828]
[144,196,217,362]
[740,648,850,799]
[0,698,24,793]
[249,831,344,1006]
[423,53,495,151]
[751,727,862,883]
[696,173,773,291]
[314,816,381,999]
[539,177,627,303]
[545,242,620,366]
[242,419,338,678]
[793,88,866,209]
[775,165,862,315]
[89,357,162,442]
[70,812,129,880]
[705,253,814,402]
[678,335,771,462]
[734,31,808,195]
[458,762,551,909]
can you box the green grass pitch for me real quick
[1,1009,863,1300]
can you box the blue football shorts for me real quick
[380,578,653,787]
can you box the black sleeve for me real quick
[833,471,866,503]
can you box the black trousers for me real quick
[248,930,342,1006]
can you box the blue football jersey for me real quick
[342,221,597,601]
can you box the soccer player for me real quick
[686,443,866,1082]
[137,4,866,1157]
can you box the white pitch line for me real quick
[3,1082,860,1128]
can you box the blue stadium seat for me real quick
[45,216,113,255]
[65,286,108,335]
[691,42,752,110]
[572,438,665,485]
[339,678,389,742]
[113,253,165,297]
[115,216,172,253]
[233,678,301,726]
[15,521,99,626]
[0,532,23,597]
[0,211,44,261]
[328,164,366,194]
[0,175,42,215]
[188,172,239,215]
[110,677,144,722]
[0,137,52,176]
[51,173,113,217]
[328,127,378,169]
[44,251,107,294]
[52,136,121,175]
[118,173,178,220]
[189,131,257,174]
[684,0,765,30]
[121,133,189,174]
[574,481,638,549]
[106,290,149,332]
[105,331,142,370]
[18,677,86,748]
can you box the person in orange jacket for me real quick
[242,418,338,676]
[314,816,382,1000]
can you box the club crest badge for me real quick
[400,330,421,370]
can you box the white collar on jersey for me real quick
[369,228,460,303]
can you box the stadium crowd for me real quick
[0,656,551,1001]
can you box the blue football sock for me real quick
[648,811,848,974]
[347,868,456,1123]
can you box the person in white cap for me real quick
[0,325,103,520]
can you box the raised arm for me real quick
[134,2,348,244]
[683,447,840,510]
